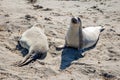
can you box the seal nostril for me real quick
[71,18,77,23]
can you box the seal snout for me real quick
[71,17,81,24]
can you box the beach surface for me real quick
[0,0,120,80]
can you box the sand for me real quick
[0,0,120,80]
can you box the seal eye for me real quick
[71,17,77,23]
[77,17,80,22]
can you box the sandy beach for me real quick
[0,0,120,80]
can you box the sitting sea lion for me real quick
[58,17,105,50]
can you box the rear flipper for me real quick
[17,58,33,67]
[17,52,34,67]
[16,52,47,67]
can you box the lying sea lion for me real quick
[17,23,49,66]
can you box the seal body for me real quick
[65,17,104,49]
[18,24,49,66]
[82,26,103,49]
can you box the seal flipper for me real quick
[17,51,47,67]
[17,50,34,67]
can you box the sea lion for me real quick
[60,17,105,50]
[17,23,49,66]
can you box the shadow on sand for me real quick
[60,46,96,70]
[59,36,101,70]
[16,41,28,57]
